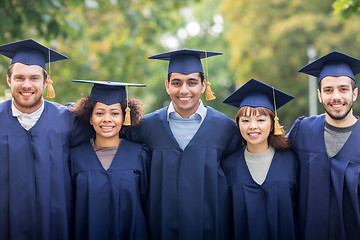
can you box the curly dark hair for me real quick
[70,94,143,135]
[235,106,290,151]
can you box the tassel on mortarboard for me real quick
[46,79,55,98]
[46,48,55,98]
[123,86,131,126]
[273,87,283,135]
[204,51,216,101]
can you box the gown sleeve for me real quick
[287,116,306,154]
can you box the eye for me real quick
[241,119,249,123]
[171,81,181,86]
[95,112,103,116]
[188,81,198,86]
[112,112,120,116]
[340,88,349,92]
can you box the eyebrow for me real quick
[94,107,121,111]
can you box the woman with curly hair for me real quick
[221,79,299,240]
[69,80,149,240]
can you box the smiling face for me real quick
[318,76,358,127]
[237,106,272,153]
[90,102,123,146]
[7,62,47,113]
[165,72,206,118]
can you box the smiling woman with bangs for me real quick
[222,79,299,240]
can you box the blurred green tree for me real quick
[219,0,360,129]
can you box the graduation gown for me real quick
[70,139,150,240]
[128,106,241,240]
[0,100,88,240]
[221,147,299,240]
[288,114,360,240]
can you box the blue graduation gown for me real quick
[128,106,241,240]
[288,114,360,240]
[221,146,299,240]
[70,139,150,240]
[0,99,88,240]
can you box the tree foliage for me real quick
[333,0,360,20]
[220,0,360,129]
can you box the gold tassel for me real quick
[123,86,131,126]
[46,79,55,98]
[205,81,216,100]
[204,51,215,100]
[274,116,284,135]
[46,48,55,98]
[273,87,283,135]
[123,107,131,126]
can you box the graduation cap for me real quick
[223,78,294,135]
[148,49,222,100]
[298,51,360,83]
[72,80,146,126]
[0,39,69,98]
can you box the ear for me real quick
[89,118,93,125]
[165,79,170,95]
[353,87,358,102]
[201,79,206,94]
[317,88,322,103]
[44,75,50,89]
[7,75,11,87]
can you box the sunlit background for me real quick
[0,0,359,131]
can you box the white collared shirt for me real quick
[12,99,44,131]
[167,100,207,150]
[167,100,207,124]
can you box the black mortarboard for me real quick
[72,80,146,105]
[298,51,360,83]
[148,49,222,74]
[223,78,294,112]
[0,39,68,70]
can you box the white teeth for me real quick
[21,92,32,96]
[332,104,343,108]
[101,126,113,129]
[249,133,259,136]
[179,97,191,101]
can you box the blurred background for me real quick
[0,0,359,131]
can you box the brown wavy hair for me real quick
[70,94,143,135]
[235,106,290,150]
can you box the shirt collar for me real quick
[167,99,207,121]
[11,99,44,118]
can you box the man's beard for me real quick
[323,100,353,121]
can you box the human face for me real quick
[90,102,123,147]
[7,63,47,113]
[165,72,206,118]
[238,107,272,153]
[318,76,358,127]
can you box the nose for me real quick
[102,113,112,122]
[249,120,258,129]
[332,89,342,101]
[22,79,32,89]
[179,84,189,94]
